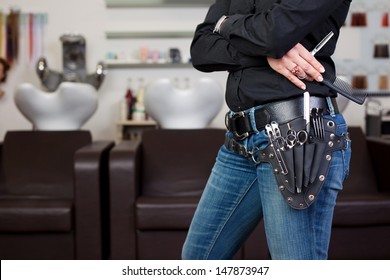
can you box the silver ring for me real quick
[297,73,307,80]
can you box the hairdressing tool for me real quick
[265,123,288,175]
[311,32,367,105]
[285,124,309,149]
[303,91,310,133]
[311,108,325,140]
[311,31,334,55]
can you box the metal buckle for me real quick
[233,131,250,141]
[226,111,250,141]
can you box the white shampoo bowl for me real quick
[14,82,98,130]
[144,78,224,129]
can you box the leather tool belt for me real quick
[225,96,339,141]
[224,96,349,209]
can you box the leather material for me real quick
[226,96,339,140]
[225,116,348,209]
[333,193,390,226]
[141,129,226,197]
[0,131,114,260]
[2,131,92,198]
[136,196,199,229]
[0,197,72,232]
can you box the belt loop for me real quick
[248,107,259,134]
[326,96,336,116]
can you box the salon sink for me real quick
[14,82,98,130]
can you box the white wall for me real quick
[0,0,227,141]
[0,0,388,141]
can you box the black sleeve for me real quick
[190,0,264,73]
[219,0,351,58]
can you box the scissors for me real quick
[285,124,309,149]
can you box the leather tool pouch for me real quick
[257,116,348,209]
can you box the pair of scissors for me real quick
[285,124,309,149]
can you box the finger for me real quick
[295,43,326,71]
[294,44,325,81]
[293,56,324,82]
[292,65,308,80]
[301,51,325,73]
[286,67,306,90]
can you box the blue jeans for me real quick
[182,113,351,260]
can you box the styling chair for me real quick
[108,128,270,260]
[0,130,114,259]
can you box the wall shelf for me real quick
[105,0,213,8]
[105,31,194,39]
[105,61,193,69]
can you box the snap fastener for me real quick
[327,121,335,127]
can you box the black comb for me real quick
[321,72,367,105]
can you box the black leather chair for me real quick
[108,128,270,260]
[0,130,114,260]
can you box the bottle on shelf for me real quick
[132,78,147,121]
[124,78,135,120]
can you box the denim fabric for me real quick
[182,113,351,260]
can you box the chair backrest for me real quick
[342,126,378,194]
[2,130,92,198]
[140,128,226,197]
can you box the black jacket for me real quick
[190,0,352,111]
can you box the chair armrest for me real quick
[0,142,5,193]
[367,137,390,193]
[109,139,142,260]
[74,140,115,260]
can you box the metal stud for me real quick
[269,153,274,159]
[279,186,285,191]
[274,169,279,174]
[327,121,335,128]
[287,197,293,204]
[328,141,334,148]
[299,203,304,208]
[319,175,325,181]
[330,133,336,140]
[308,195,315,201]
[326,155,332,161]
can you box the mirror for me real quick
[106,0,215,8]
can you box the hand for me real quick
[267,43,325,90]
